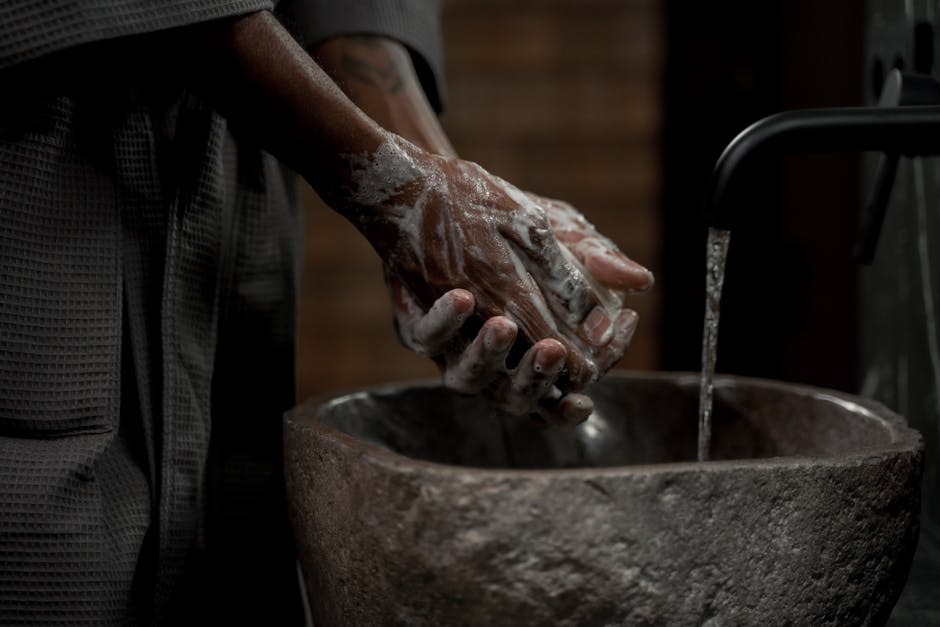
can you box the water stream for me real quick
[698,228,732,461]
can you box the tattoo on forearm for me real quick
[339,37,405,94]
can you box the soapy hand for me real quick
[532,194,653,294]
[387,282,595,423]
[338,134,652,422]
[529,193,653,375]
[386,195,653,423]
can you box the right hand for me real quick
[388,283,599,424]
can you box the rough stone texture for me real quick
[284,372,924,626]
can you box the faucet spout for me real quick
[706,105,940,230]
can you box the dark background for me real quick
[661,1,865,392]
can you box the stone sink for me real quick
[284,372,923,626]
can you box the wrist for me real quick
[313,35,457,157]
[182,12,388,191]
[328,132,430,236]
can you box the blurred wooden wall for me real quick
[296,0,664,401]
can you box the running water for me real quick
[698,227,731,462]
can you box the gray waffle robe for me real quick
[0,1,443,623]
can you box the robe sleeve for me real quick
[276,0,446,112]
[0,0,274,71]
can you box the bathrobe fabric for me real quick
[0,1,443,623]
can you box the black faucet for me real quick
[856,71,940,262]
[706,70,940,263]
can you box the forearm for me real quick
[184,11,386,198]
[312,35,456,157]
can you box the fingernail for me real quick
[618,259,654,292]
[586,248,654,292]
[608,251,643,274]
[534,348,564,374]
[486,322,516,352]
[616,310,639,344]
[562,395,593,424]
[453,289,474,309]
[584,306,613,346]
[630,268,655,293]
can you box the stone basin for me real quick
[284,372,923,626]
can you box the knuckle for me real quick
[443,373,479,395]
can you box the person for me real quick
[0,1,653,623]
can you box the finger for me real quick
[528,239,630,356]
[558,307,640,390]
[573,237,654,293]
[559,394,594,425]
[582,306,615,347]
[525,237,598,329]
[489,339,566,415]
[536,390,594,425]
[609,309,639,355]
[492,181,598,327]
[498,291,600,389]
[552,245,631,351]
[410,288,475,353]
[536,195,653,294]
[497,308,600,393]
[388,276,437,355]
[387,274,425,331]
[443,317,517,394]
[587,309,639,376]
[551,334,599,392]
[558,393,594,424]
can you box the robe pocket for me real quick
[0,94,120,438]
[0,341,117,437]
[0,418,113,438]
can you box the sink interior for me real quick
[314,374,895,470]
[290,373,922,626]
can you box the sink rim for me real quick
[285,371,924,479]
